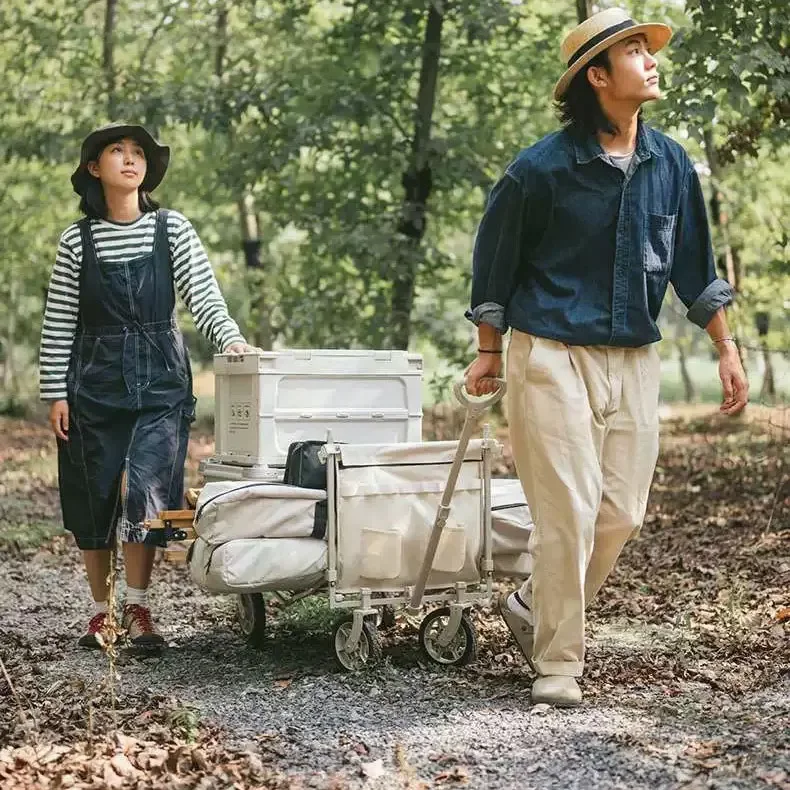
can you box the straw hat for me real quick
[554,8,672,100]
[71,123,170,197]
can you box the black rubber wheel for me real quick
[332,616,383,671]
[418,607,477,666]
[236,593,267,648]
[378,605,397,630]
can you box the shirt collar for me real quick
[572,121,663,165]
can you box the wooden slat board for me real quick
[158,509,196,521]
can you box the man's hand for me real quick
[718,343,748,416]
[465,353,502,396]
[49,400,69,441]
[225,342,262,355]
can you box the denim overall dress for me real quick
[58,210,196,549]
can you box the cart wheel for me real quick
[418,607,477,666]
[333,616,382,671]
[378,605,397,630]
[236,593,267,648]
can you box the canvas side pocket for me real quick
[360,528,402,580]
[431,520,467,574]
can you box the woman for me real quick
[39,123,258,649]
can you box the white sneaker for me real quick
[531,675,582,707]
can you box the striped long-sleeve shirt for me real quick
[39,210,246,400]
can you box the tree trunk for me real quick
[2,282,16,397]
[213,6,273,350]
[702,126,746,368]
[576,0,593,23]
[103,0,118,117]
[703,128,738,288]
[704,127,745,296]
[215,4,228,78]
[238,195,273,350]
[760,347,776,402]
[677,343,695,403]
[390,1,443,350]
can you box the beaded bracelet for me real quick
[478,349,502,354]
[712,336,736,344]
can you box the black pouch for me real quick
[283,440,331,538]
[283,440,329,490]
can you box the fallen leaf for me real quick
[110,753,137,777]
[103,761,124,789]
[361,759,386,780]
[434,766,469,784]
[114,733,139,753]
[191,748,210,771]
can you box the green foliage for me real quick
[661,0,790,158]
[0,0,789,400]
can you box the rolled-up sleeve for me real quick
[465,172,527,333]
[671,165,734,329]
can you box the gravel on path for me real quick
[2,543,787,790]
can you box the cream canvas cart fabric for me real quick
[189,536,327,593]
[193,480,327,543]
[187,471,534,595]
[333,441,487,593]
[490,478,533,577]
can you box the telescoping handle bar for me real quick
[407,378,506,612]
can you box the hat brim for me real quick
[553,23,672,101]
[71,124,170,197]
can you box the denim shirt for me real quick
[467,123,733,346]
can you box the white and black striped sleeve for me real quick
[38,229,81,401]
[169,215,247,352]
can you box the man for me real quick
[465,8,748,707]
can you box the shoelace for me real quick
[125,605,154,633]
[87,612,108,633]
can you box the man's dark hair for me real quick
[556,50,618,137]
[78,135,160,219]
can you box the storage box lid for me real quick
[214,349,423,375]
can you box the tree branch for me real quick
[103,0,118,117]
[139,0,181,70]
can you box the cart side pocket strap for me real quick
[312,500,328,539]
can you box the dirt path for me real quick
[1,412,788,789]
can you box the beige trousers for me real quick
[506,331,661,677]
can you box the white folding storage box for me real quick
[208,349,423,477]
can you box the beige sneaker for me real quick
[531,675,582,707]
[122,604,165,648]
[77,612,115,649]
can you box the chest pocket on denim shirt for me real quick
[644,213,677,273]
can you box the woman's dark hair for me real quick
[78,135,160,219]
[556,50,618,137]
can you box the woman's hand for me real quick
[49,400,69,441]
[224,342,262,355]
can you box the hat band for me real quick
[567,18,636,67]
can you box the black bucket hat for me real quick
[71,123,170,197]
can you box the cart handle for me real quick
[407,377,506,614]
[453,378,507,414]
